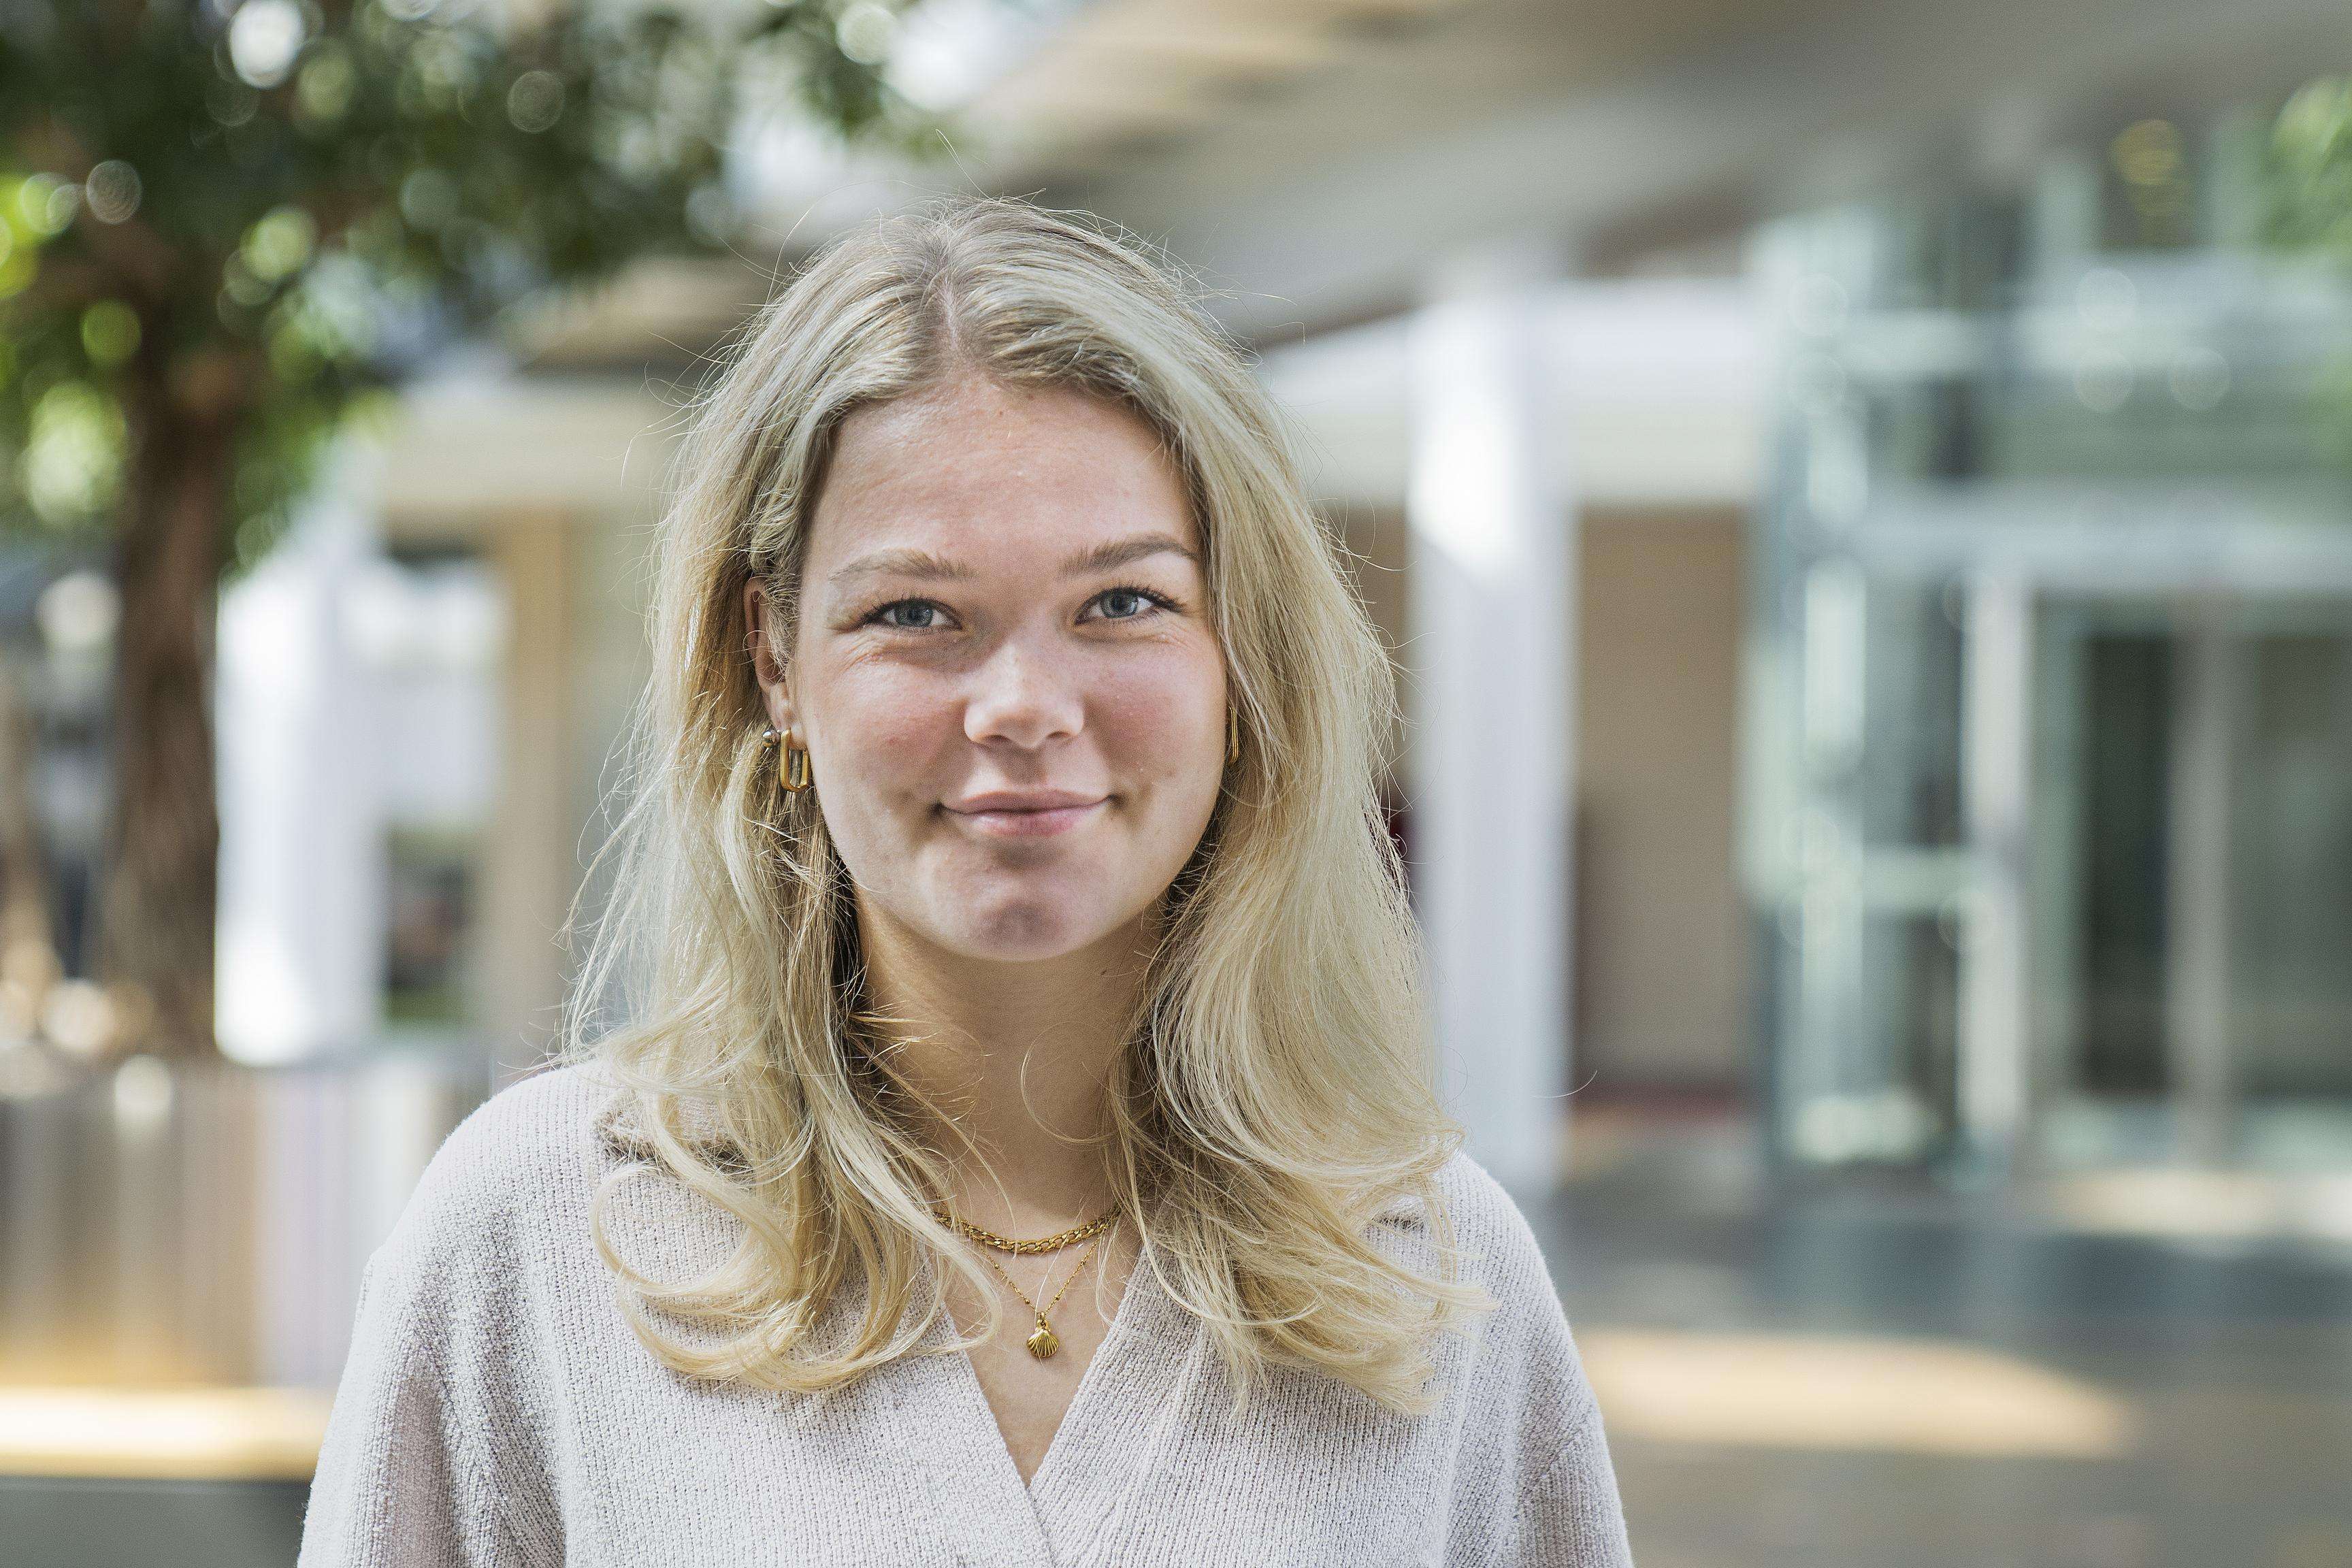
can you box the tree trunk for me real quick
[0,652,61,1038]
[99,388,232,1058]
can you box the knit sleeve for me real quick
[297,1099,569,1567]
[1431,1157,1635,1568]
[1498,1395,1634,1567]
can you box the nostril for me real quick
[962,674,1084,749]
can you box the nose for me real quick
[962,634,1083,753]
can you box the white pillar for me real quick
[2166,603,2237,1165]
[1959,570,2034,1167]
[1407,278,1575,1196]
[214,453,388,1065]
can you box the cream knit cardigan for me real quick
[297,1064,1635,1567]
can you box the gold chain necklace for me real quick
[943,1207,1119,1256]
[969,1222,1114,1359]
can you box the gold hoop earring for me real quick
[762,725,813,794]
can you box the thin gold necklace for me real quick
[943,1207,1119,1256]
[968,1220,1114,1359]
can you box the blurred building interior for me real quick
[168,0,2348,1190]
[5,0,2352,1564]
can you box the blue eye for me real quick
[875,600,944,630]
[1090,585,1171,621]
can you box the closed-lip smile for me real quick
[942,789,1107,838]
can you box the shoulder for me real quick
[376,1058,620,1276]
[415,1058,617,1209]
[1402,1158,1627,1556]
[1373,1149,1565,1318]
[1428,1150,1551,1255]
[313,1068,598,1556]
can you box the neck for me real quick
[856,899,1147,1235]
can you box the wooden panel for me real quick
[480,514,575,1073]
[1573,508,1748,1091]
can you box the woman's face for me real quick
[748,374,1229,967]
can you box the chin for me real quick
[941,883,1126,964]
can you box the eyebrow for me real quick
[1059,534,1198,576]
[826,547,974,589]
[826,533,1197,591]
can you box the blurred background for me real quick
[3,0,2351,1563]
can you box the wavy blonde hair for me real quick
[567,197,1488,1413]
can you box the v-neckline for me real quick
[951,1232,1153,1497]
[902,1236,1186,1568]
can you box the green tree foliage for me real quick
[2268,78,2352,470]
[0,0,924,1054]
[2268,76,2352,261]
[0,0,918,565]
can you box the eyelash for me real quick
[862,585,1179,631]
[1089,583,1180,620]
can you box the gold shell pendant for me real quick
[1025,1320,1061,1359]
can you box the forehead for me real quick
[805,376,1196,572]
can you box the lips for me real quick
[941,789,1108,838]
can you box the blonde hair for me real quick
[568,197,1488,1413]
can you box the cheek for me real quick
[1093,645,1227,787]
[808,661,958,796]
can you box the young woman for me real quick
[300,199,1632,1567]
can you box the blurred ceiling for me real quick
[985,0,2352,336]
[960,0,1837,181]
[532,0,2352,358]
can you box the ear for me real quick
[742,578,801,734]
